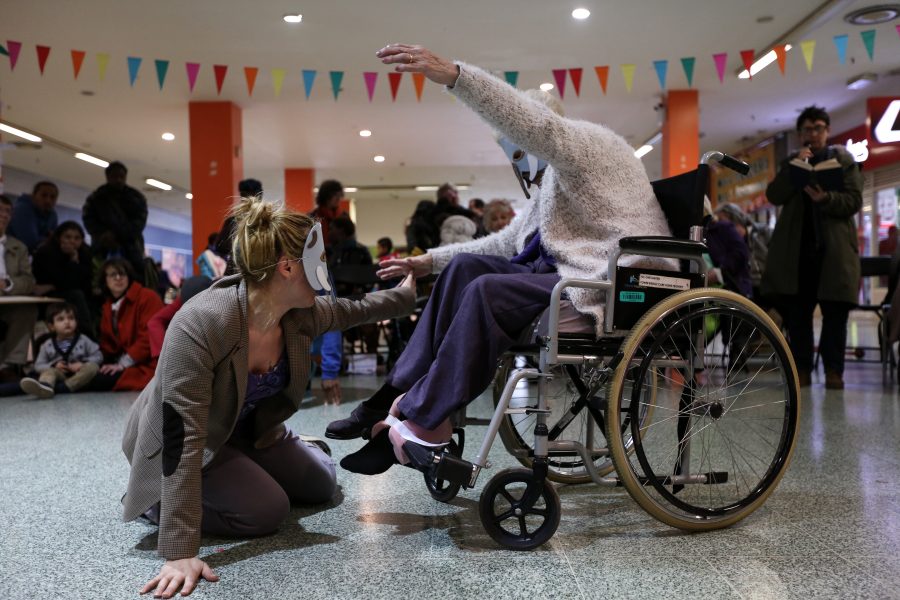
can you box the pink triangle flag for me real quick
[568,68,582,97]
[363,72,378,102]
[388,72,402,101]
[36,45,51,75]
[186,62,200,92]
[552,69,567,98]
[7,40,22,70]
[213,65,227,95]
[713,53,728,83]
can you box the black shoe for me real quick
[339,428,398,474]
[325,402,389,440]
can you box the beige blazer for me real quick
[121,274,414,559]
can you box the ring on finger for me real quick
[407,53,414,64]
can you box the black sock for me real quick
[339,428,398,475]
[363,382,404,411]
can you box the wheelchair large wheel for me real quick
[495,354,655,484]
[607,288,800,531]
[478,468,561,550]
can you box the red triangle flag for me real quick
[36,45,51,75]
[214,65,228,95]
[412,73,425,101]
[244,67,258,96]
[740,49,755,79]
[568,68,583,97]
[774,44,787,75]
[552,69,567,99]
[388,72,402,101]
[71,50,85,79]
[594,66,609,94]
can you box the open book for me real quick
[788,157,843,191]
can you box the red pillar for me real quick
[662,90,699,178]
[188,101,243,273]
[284,168,315,213]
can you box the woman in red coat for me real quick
[94,258,163,391]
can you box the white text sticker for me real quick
[638,273,690,291]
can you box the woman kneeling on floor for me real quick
[121,196,415,598]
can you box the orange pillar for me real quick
[661,90,699,178]
[284,168,315,213]
[188,101,243,273]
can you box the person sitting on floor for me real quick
[146,276,213,359]
[20,302,103,399]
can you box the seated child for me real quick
[20,302,103,399]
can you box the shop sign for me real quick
[866,97,900,170]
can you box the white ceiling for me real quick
[1,0,899,217]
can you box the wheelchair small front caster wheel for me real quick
[478,468,561,550]
[424,429,465,502]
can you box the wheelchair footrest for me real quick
[433,453,476,489]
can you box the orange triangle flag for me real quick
[569,68,583,97]
[740,49,755,79]
[774,44,787,75]
[388,72,402,101]
[412,73,425,101]
[71,50,85,79]
[594,66,609,95]
[244,67,258,96]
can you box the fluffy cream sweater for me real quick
[428,63,672,334]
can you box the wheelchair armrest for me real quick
[619,236,707,256]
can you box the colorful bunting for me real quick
[569,68,582,96]
[594,65,609,94]
[713,52,727,83]
[739,50,755,79]
[155,59,169,90]
[213,64,227,95]
[412,72,425,101]
[800,39,816,72]
[388,72,402,101]
[504,71,518,87]
[36,45,51,75]
[97,53,109,81]
[363,71,377,102]
[330,71,343,100]
[774,44,787,74]
[552,69,567,98]
[620,64,635,93]
[861,29,876,61]
[244,67,258,96]
[680,57,695,87]
[302,69,316,99]
[7,41,22,70]
[833,34,848,65]
[272,68,286,97]
[185,62,200,92]
[127,56,141,86]
[71,50,85,79]
[653,60,667,90]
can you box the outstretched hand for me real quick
[141,558,219,598]
[377,254,432,281]
[376,44,460,86]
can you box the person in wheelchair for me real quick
[329,43,674,474]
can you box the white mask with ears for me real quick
[497,137,547,200]
[302,223,336,301]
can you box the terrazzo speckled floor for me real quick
[2,355,900,599]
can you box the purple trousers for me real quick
[392,253,560,429]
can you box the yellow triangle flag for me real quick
[621,64,636,93]
[271,68,286,98]
[97,52,110,81]
[800,39,816,72]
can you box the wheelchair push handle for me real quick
[700,151,751,175]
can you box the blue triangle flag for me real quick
[127,56,142,87]
[833,34,848,65]
[302,69,317,99]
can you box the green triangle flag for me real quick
[330,71,344,100]
[680,57,695,87]
[0,44,7,57]
[504,71,519,87]
[155,59,169,90]
[860,29,876,61]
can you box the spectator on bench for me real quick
[0,195,37,383]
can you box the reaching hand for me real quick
[322,378,342,405]
[140,558,219,598]
[376,44,460,86]
[100,363,125,376]
[377,254,432,281]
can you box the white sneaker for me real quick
[20,377,55,399]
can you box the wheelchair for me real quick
[412,151,800,550]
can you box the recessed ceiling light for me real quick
[539,83,554,92]
[0,122,42,142]
[74,152,109,167]
[844,4,900,25]
[283,13,302,23]
[373,155,385,163]
[145,178,173,191]
[359,129,372,137]
[185,193,193,200]
[345,187,358,193]
[572,8,590,19]
[161,132,175,141]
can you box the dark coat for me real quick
[82,183,148,269]
[32,242,94,297]
[761,145,863,304]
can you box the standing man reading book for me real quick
[762,105,863,390]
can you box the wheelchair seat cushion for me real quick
[534,300,596,339]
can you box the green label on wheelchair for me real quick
[619,291,645,303]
